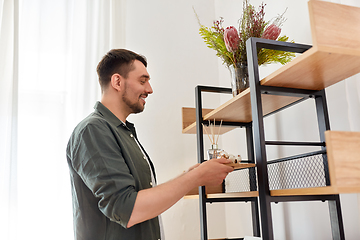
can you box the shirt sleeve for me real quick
[69,121,138,228]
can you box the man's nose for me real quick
[146,81,153,94]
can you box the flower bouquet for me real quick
[195,0,295,96]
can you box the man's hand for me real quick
[186,163,200,172]
[127,157,233,228]
[192,158,234,186]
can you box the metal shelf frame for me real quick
[195,85,260,240]
[247,37,345,240]
[193,37,346,240]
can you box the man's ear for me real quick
[110,73,123,92]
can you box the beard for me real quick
[122,83,145,114]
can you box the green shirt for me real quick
[66,102,160,240]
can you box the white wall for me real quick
[123,0,360,239]
[125,1,226,239]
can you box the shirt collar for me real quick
[94,101,124,127]
[94,101,136,133]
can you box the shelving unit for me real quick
[182,1,360,239]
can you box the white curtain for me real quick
[0,0,126,239]
[345,77,360,131]
[0,1,19,240]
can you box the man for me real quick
[66,49,233,240]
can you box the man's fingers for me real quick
[212,157,232,164]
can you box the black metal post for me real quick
[314,89,330,139]
[315,89,345,240]
[243,37,346,240]
[315,89,331,185]
[328,195,345,240]
[247,37,274,240]
[251,198,261,237]
[246,125,261,237]
[246,124,256,190]
[195,86,208,240]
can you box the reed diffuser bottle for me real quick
[207,144,222,160]
[203,119,223,160]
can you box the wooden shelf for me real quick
[325,131,360,194]
[182,90,301,134]
[182,49,360,134]
[207,191,259,199]
[271,186,336,197]
[261,46,360,90]
[225,162,256,170]
[184,191,259,200]
[262,0,360,90]
[270,131,360,196]
[184,130,360,198]
[182,2,360,239]
[182,44,360,134]
[182,2,360,135]
[182,107,238,134]
[184,131,360,198]
[185,184,223,197]
[185,163,256,198]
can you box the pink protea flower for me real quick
[224,26,240,52]
[262,8,287,40]
[261,24,281,40]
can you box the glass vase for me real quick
[229,62,249,97]
[207,144,222,160]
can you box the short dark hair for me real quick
[96,49,147,91]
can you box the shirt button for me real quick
[143,155,146,159]
[130,134,133,138]
[150,182,153,186]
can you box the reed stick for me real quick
[216,119,223,145]
[213,119,216,144]
[203,119,223,146]
[209,120,214,144]
[202,123,214,144]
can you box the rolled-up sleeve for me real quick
[70,121,137,228]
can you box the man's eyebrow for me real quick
[141,74,150,80]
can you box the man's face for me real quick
[122,60,153,114]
